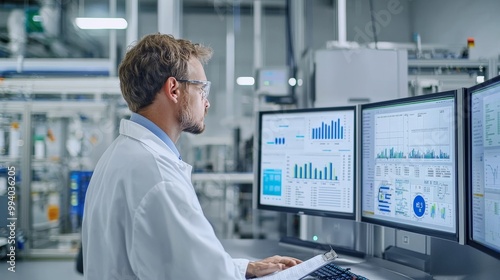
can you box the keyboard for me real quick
[299,261,369,280]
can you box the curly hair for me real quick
[118,33,213,112]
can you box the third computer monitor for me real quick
[257,107,356,219]
[467,75,500,259]
[361,91,459,241]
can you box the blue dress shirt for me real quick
[129,113,182,160]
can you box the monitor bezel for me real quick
[360,90,460,242]
[465,75,500,259]
[256,106,357,220]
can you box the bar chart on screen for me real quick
[286,155,351,183]
[262,117,306,150]
[374,106,453,162]
[310,118,345,140]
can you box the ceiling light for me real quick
[75,17,128,30]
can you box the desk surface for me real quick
[221,239,432,280]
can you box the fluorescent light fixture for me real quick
[236,77,255,86]
[75,17,128,30]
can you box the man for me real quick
[82,33,301,279]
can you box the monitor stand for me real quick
[383,246,431,272]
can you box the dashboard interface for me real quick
[361,93,458,239]
[469,79,500,257]
[258,108,356,218]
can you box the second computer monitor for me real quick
[361,91,459,241]
[467,75,500,259]
[257,107,356,219]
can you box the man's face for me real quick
[178,58,210,134]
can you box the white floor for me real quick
[0,259,84,280]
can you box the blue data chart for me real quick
[429,203,446,219]
[292,161,338,181]
[430,203,436,218]
[378,184,392,213]
[274,137,286,145]
[263,169,282,196]
[377,147,406,159]
[311,118,344,140]
[262,119,306,150]
[439,205,446,219]
[408,148,450,159]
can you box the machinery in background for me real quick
[314,48,408,107]
[357,42,498,96]
[0,77,121,257]
[3,0,104,59]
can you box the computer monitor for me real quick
[257,107,356,219]
[466,75,500,259]
[361,91,459,241]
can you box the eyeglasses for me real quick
[177,79,211,100]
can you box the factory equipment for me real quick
[408,59,498,95]
[315,48,408,107]
[0,77,122,257]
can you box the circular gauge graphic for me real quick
[413,194,426,218]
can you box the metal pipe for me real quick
[252,0,263,239]
[253,0,262,70]
[337,0,346,45]
[225,9,235,122]
[126,0,138,47]
[109,0,117,76]
[21,105,32,251]
[158,0,181,37]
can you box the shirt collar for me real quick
[129,113,182,160]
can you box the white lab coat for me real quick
[82,119,249,280]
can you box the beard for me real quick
[180,113,205,134]
[178,99,206,134]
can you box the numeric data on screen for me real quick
[260,110,355,214]
[362,97,457,234]
[471,84,500,252]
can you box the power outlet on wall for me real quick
[402,234,410,245]
[396,230,426,254]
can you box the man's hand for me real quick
[245,255,303,278]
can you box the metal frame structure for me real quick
[0,77,122,257]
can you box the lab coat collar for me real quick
[119,119,192,173]
[129,113,182,160]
